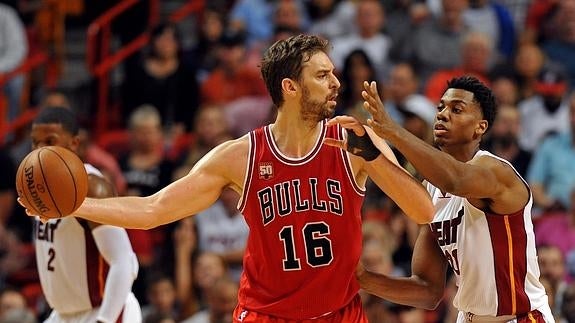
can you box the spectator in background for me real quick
[337,49,378,122]
[306,0,356,41]
[185,8,226,83]
[200,30,268,106]
[141,273,178,323]
[385,0,430,62]
[541,0,575,91]
[462,0,516,60]
[0,3,28,123]
[560,282,575,323]
[535,189,575,281]
[120,105,176,303]
[526,89,575,212]
[425,31,493,103]
[0,287,36,323]
[330,0,391,80]
[180,277,238,323]
[489,43,546,103]
[490,75,519,106]
[385,62,435,128]
[481,105,531,177]
[172,106,233,181]
[228,0,309,49]
[537,245,568,318]
[193,188,248,281]
[122,23,200,133]
[519,64,571,152]
[397,0,469,84]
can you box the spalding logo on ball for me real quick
[16,146,89,219]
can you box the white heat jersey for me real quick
[35,164,109,315]
[426,150,549,317]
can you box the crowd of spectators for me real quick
[2,0,575,322]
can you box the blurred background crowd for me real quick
[1,0,575,322]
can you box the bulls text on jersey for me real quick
[257,178,343,225]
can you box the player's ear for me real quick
[475,120,488,137]
[69,135,81,153]
[281,78,298,98]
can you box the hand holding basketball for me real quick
[16,146,89,219]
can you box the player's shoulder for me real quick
[211,134,250,158]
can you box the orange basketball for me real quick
[16,146,88,219]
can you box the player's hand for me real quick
[361,81,396,138]
[325,116,381,161]
[16,197,49,223]
[324,115,367,150]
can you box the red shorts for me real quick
[232,294,368,323]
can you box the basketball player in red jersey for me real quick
[30,107,141,323]
[328,76,555,322]
[22,35,433,322]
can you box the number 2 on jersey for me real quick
[47,247,56,271]
[279,222,333,271]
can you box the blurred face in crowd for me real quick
[461,33,492,73]
[147,278,176,313]
[491,77,518,106]
[153,27,179,60]
[201,10,224,42]
[194,253,227,290]
[0,290,26,317]
[195,106,229,147]
[130,114,163,153]
[490,105,520,142]
[207,280,238,320]
[538,246,566,286]
[275,0,302,30]
[356,0,384,37]
[514,44,544,79]
[388,63,418,102]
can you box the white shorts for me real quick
[44,293,141,323]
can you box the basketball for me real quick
[16,146,89,219]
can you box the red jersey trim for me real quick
[238,131,257,213]
[264,121,326,165]
[486,210,531,316]
[81,221,107,307]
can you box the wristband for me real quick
[346,129,380,161]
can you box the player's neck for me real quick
[440,143,480,162]
[270,112,322,158]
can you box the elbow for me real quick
[415,204,435,224]
[421,293,444,310]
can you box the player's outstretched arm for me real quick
[358,225,448,309]
[74,138,248,229]
[325,116,433,224]
[360,81,527,213]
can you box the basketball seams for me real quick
[45,146,82,215]
[38,148,65,218]
[17,146,88,219]
[17,152,43,216]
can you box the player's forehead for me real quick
[301,51,334,75]
[441,88,476,104]
[30,123,69,138]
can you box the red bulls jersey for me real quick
[237,121,365,320]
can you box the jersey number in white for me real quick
[279,222,333,271]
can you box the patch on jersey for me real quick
[238,309,248,321]
[258,162,274,180]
